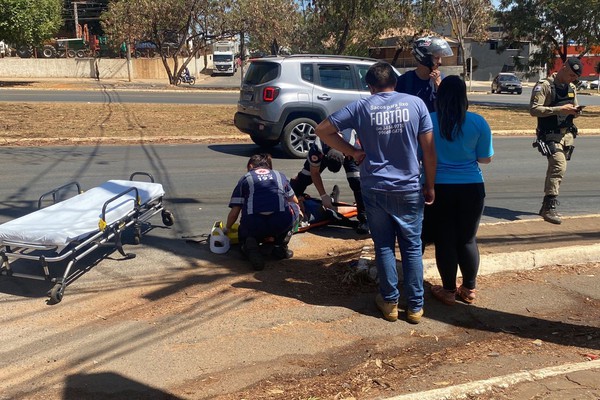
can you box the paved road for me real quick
[0,137,598,241]
[0,88,240,104]
[2,86,599,107]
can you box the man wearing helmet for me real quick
[395,36,453,112]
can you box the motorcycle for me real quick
[177,72,196,85]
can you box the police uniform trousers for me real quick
[290,159,366,223]
[544,132,574,196]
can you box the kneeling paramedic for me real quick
[290,129,368,234]
[226,153,300,270]
[530,57,583,225]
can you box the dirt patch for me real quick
[1,102,599,146]
[208,263,600,400]
[0,103,245,146]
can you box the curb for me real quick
[492,128,600,136]
[357,241,600,282]
[384,359,600,400]
[423,242,600,280]
[355,215,600,281]
[0,135,249,145]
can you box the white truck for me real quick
[212,41,237,76]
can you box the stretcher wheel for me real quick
[133,225,141,244]
[50,284,64,303]
[162,210,174,226]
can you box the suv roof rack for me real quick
[248,54,380,63]
[285,54,379,62]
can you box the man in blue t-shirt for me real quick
[395,36,453,112]
[315,62,437,325]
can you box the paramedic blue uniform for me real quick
[229,168,298,243]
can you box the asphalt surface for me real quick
[0,77,598,399]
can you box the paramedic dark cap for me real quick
[566,57,582,76]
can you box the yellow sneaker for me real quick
[375,293,398,322]
[406,308,424,324]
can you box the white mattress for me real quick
[0,180,164,249]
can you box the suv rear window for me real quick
[357,65,370,91]
[301,63,314,82]
[244,62,280,85]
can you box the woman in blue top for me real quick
[429,76,494,305]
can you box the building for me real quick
[368,33,463,76]
[368,26,546,82]
[548,46,600,80]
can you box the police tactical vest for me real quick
[537,79,576,134]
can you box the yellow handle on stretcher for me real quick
[98,218,107,231]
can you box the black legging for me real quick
[431,183,485,291]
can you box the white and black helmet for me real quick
[412,36,453,68]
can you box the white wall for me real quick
[0,57,207,79]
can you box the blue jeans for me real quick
[362,187,424,312]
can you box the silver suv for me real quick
[234,55,382,158]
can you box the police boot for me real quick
[540,195,561,225]
[356,215,369,235]
[330,184,340,204]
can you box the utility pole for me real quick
[125,2,132,82]
[72,1,89,38]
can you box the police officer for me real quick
[530,57,583,224]
[290,129,368,234]
[395,36,453,112]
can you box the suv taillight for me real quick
[262,86,280,102]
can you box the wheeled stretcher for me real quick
[0,172,174,303]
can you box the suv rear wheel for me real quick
[281,118,317,159]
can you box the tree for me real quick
[301,0,414,55]
[228,0,300,55]
[437,0,494,79]
[102,0,232,85]
[0,0,62,46]
[496,0,600,71]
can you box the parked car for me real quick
[234,54,397,158]
[576,80,590,90]
[590,80,599,90]
[491,73,523,95]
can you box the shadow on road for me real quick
[483,205,538,220]
[64,372,183,399]
[208,143,293,160]
[0,80,36,88]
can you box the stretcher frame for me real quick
[0,172,174,303]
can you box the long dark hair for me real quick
[435,75,468,141]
